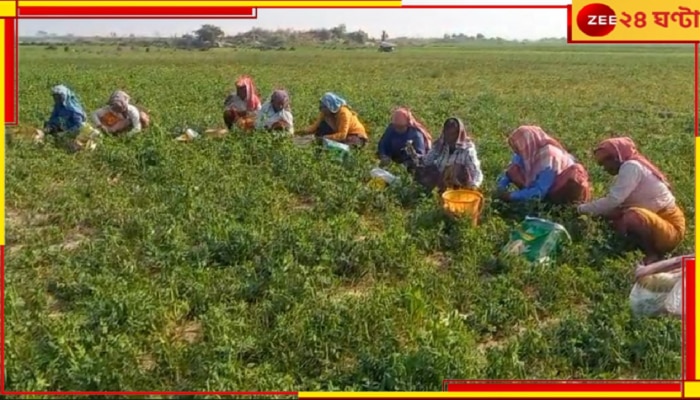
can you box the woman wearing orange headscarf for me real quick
[377,107,432,168]
[223,75,262,131]
[577,137,686,264]
[496,125,591,205]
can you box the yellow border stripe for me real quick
[0,1,15,17]
[686,382,700,397]
[298,392,681,398]
[19,0,401,6]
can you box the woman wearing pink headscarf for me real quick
[92,90,150,137]
[496,125,591,205]
[578,137,686,264]
[377,107,432,168]
[223,75,262,131]
[413,117,483,193]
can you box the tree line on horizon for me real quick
[21,24,567,50]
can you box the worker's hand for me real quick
[43,125,58,136]
[442,166,455,185]
[379,157,391,167]
[634,262,651,281]
[269,121,287,131]
[497,191,511,202]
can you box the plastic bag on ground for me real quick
[665,278,682,316]
[500,216,571,264]
[370,168,399,184]
[630,270,682,317]
[176,128,200,142]
[70,123,100,152]
[629,254,690,317]
[322,138,350,161]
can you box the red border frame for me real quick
[17,6,257,17]
[4,17,15,124]
[2,3,698,397]
[444,380,683,392]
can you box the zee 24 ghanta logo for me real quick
[575,2,696,37]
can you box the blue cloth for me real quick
[377,125,426,164]
[320,92,347,113]
[497,154,557,201]
[45,85,87,133]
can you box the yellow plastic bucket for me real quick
[442,189,484,225]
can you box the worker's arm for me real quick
[304,113,323,135]
[578,161,643,216]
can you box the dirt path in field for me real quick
[7,206,95,253]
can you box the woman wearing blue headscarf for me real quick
[302,92,368,147]
[43,84,88,135]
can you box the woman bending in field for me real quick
[496,125,591,205]
[255,89,294,135]
[302,92,368,147]
[36,84,100,151]
[223,75,262,131]
[577,137,686,265]
[41,84,88,137]
[92,90,150,137]
[413,117,483,193]
[377,107,432,169]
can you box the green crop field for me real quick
[5,44,695,393]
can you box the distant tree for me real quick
[381,30,388,41]
[264,35,286,48]
[476,33,484,40]
[347,30,368,44]
[36,30,48,36]
[311,28,332,41]
[330,24,347,39]
[194,24,225,44]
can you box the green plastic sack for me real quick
[323,138,350,162]
[501,216,571,264]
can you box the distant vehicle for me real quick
[378,41,396,52]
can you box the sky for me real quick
[18,3,567,40]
